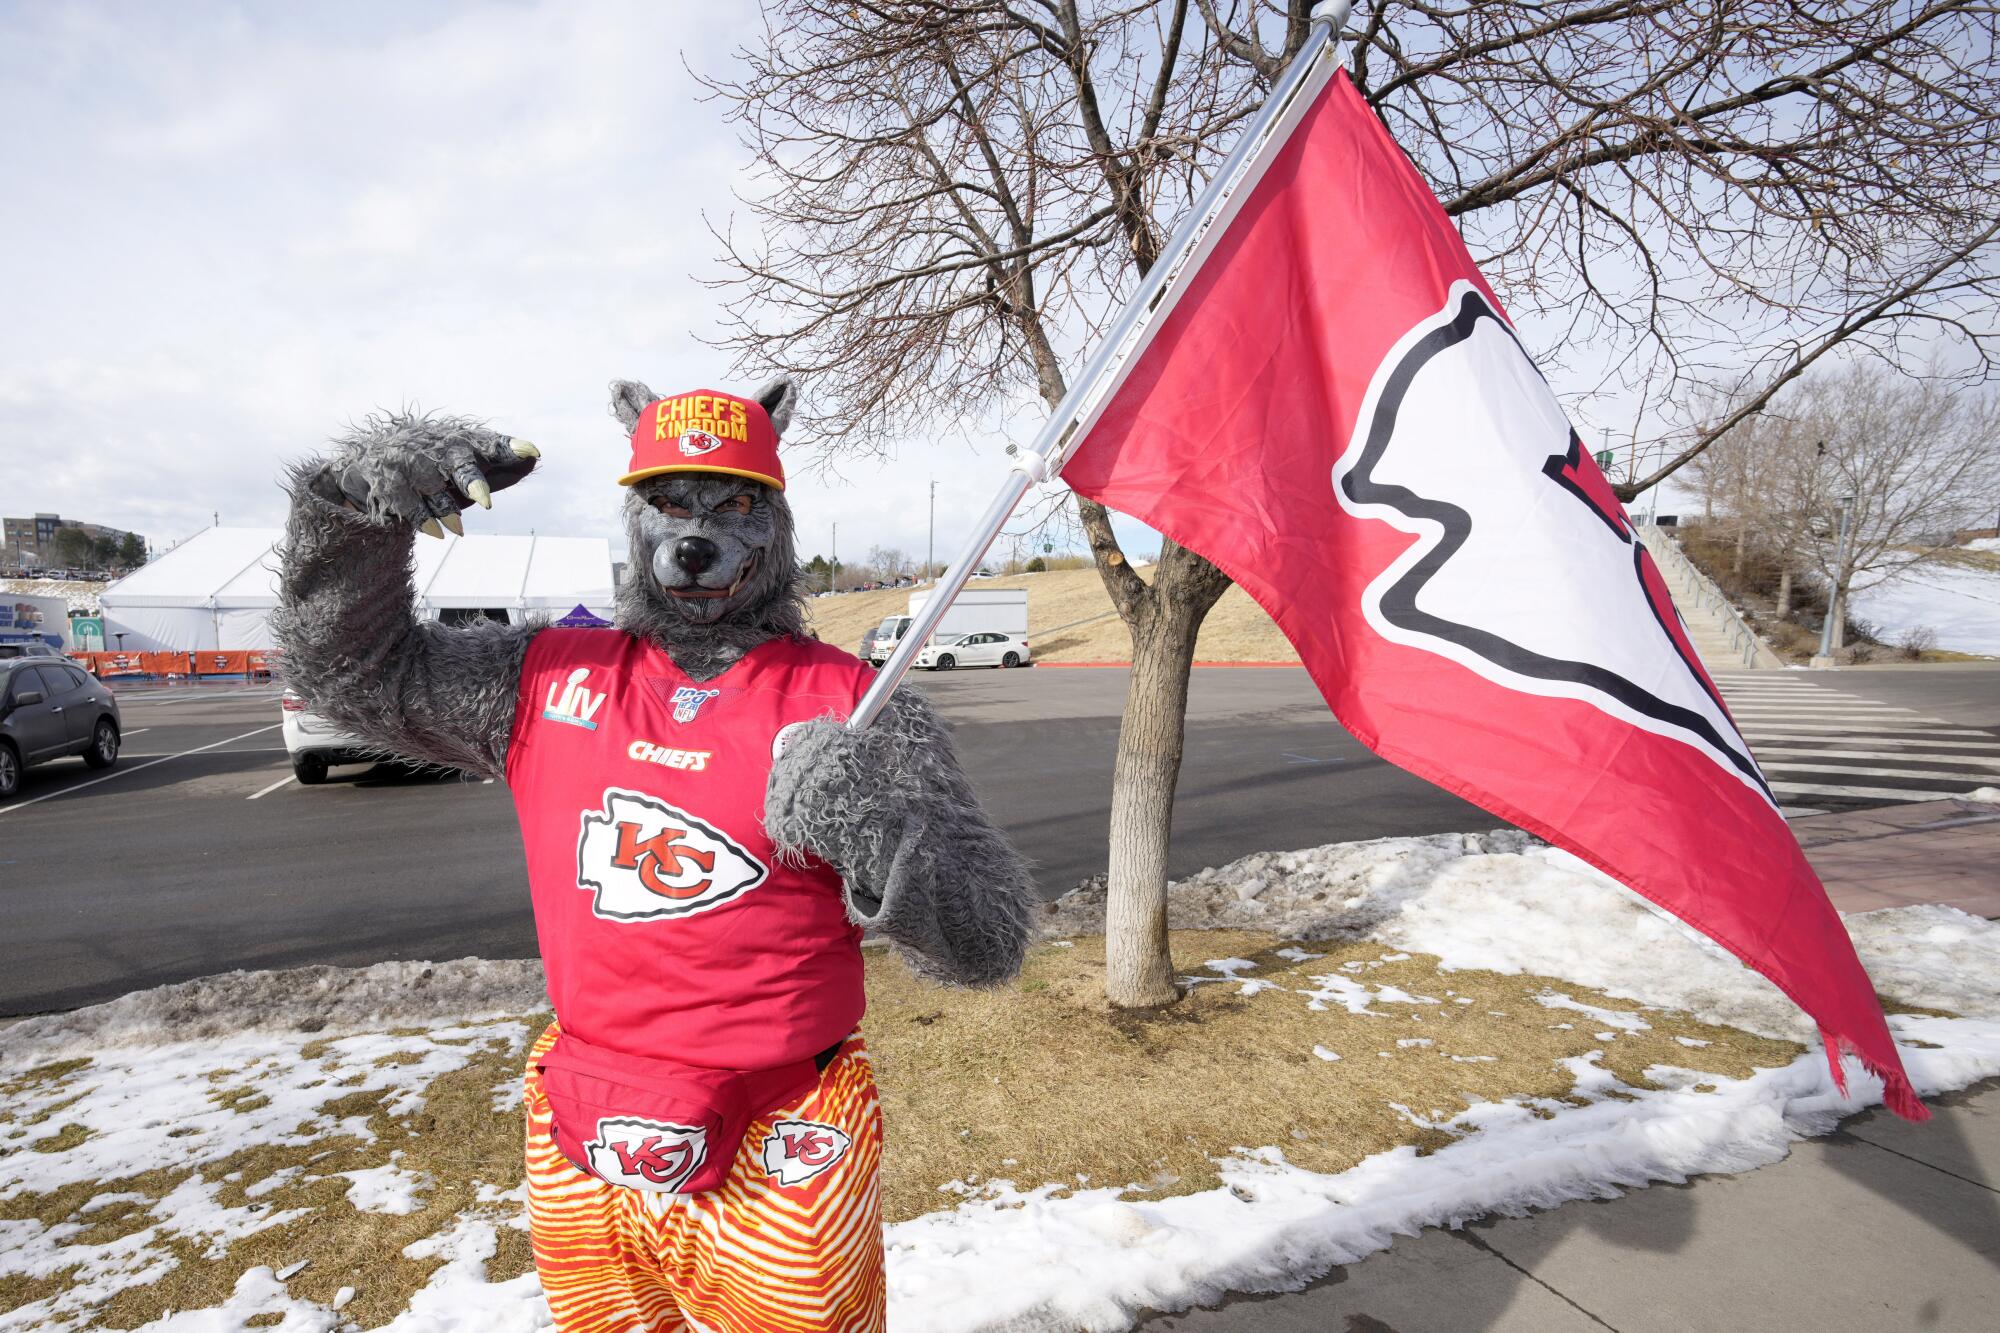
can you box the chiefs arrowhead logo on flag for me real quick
[1061,61,1923,1118]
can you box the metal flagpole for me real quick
[847,0,1352,730]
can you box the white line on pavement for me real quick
[1752,746,2000,768]
[1767,780,1968,801]
[246,774,296,800]
[0,723,284,816]
[1725,707,1929,719]
[1741,729,2000,746]
[1760,761,2000,783]
[122,728,150,736]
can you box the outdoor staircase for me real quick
[1635,525,1783,672]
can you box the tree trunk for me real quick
[1102,539,1229,1007]
[1776,568,1793,618]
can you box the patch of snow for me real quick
[1533,991,1650,1032]
[1311,1046,1341,1062]
[0,958,546,1056]
[340,1157,433,1216]
[1299,975,1438,1017]
[1849,560,2000,656]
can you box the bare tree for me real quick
[706,1,2000,1006]
[1765,365,2000,652]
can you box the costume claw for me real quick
[441,512,464,536]
[469,479,493,509]
[510,439,540,459]
[420,518,445,539]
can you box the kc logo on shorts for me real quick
[760,1118,852,1187]
[576,788,768,921]
[586,1116,707,1193]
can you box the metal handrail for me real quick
[1635,525,1779,669]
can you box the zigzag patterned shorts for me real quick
[524,1023,887,1333]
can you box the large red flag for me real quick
[1061,64,1923,1118]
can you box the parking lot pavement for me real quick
[10,663,1997,1015]
[0,668,1496,1014]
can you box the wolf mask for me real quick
[609,378,808,679]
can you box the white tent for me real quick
[100,526,616,652]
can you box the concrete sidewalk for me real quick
[1143,1080,2000,1333]
[1797,796,2000,919]
[1141,803,2000,1332]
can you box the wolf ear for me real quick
[609,379,659,431]
[752,376,799,439]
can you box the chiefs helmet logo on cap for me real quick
[620,389,784,490]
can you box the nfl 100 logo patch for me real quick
[670,686,720,724]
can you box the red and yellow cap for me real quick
[618,388,785,490]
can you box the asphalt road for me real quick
[2,663,1994,1016]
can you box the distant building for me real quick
[1,512,146,572]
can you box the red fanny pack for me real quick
[536,1031,820,1195]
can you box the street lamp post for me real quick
[927,479,936,583]
[1812,493,1857,667]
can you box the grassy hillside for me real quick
[804,566,1300,664]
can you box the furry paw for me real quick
[313,412,540,536]
[764,716,877,868]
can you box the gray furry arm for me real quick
[272,436,537,779]
[765,689,1033,986]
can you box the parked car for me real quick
[281,689,379,784]
[0,642,63,660]
[915,631,1033,671]
[858,627,879,660]
[0,658,122,798]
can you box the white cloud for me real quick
[2,0,1051,567]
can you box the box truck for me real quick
[868,587,1028,666]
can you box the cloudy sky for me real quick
[0,0,1082,567]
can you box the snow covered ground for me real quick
[5,836,1999,1331]
[1850,549,2000,656]
[0,580,102,616]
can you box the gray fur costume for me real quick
[273,376,1031,988]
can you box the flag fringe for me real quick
[1824,1028,1930,1122]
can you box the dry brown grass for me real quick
[8,937,1812,1325]
[804,568,1300,665]
[1,1027,542,1330]
[865,933,1800,1222]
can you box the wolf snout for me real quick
[674,536,720,576]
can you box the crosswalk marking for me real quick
[1705,673,2000,812]
[1740,729,2000,746]
[1768,780,1968,802]
[1752,746,2000,769]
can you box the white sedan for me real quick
[280,689,382,784]
[916,632,1033,671]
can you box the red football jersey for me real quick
[505,629,874,1069]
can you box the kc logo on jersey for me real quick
[543,668,607,731]
[669,686,720,724]
[585,1116,707,1193]
[576,788,767,921]
[760,1118,851,1187]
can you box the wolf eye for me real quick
[714,493,754,516]
[650,496,692,519]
